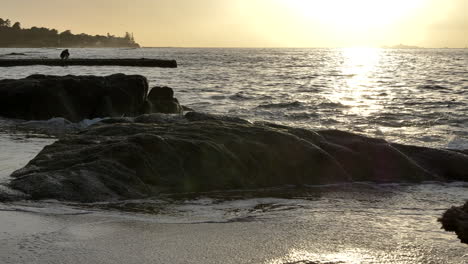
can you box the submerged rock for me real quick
[0,74,182,122]
[440,201,468,244]
[8,113,468,202]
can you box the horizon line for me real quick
[140,46,468,49]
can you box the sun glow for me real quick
[282,0,425,30]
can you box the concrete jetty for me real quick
[0,58,177,68]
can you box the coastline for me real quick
[1,181,467,264]
[0,48,467,262]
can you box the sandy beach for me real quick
[1,183,467,264]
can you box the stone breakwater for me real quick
[0,74,182,122]
[0,59,177,68]
[8,112,468,202]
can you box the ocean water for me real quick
[0,48,467,263]
[1,48,467,148]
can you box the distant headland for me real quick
[0,18,140,48]
[382,44,424,49]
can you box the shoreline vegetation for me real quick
[0,18,140,48]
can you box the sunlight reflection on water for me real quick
[336,48,384,117]
[268,248,376,264]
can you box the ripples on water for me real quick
[1,47,467,148]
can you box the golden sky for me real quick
[2,0,467,47]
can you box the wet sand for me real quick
[1,196,467,264]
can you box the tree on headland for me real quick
[12,22,21,30]
[0,18,140,48]
[0,18,10,27]
[2,19,11,27]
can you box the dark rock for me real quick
[8,114,468,202]
[145,86,183,114]
[148,86,174,99]
[259,125,463,182]
[0,185,27,202]
[9,119,348,201]
[439,201,468,244]
[185,111,251,124]
[99,117,135,124]
[317,130,437,182]
[134,113,185,124]
[452,149,468,156]
[0,74,183,122]
[0,74,148,122]
[392,144,468,182]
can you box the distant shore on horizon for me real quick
[137,46,467,49]
[0,18,139,48]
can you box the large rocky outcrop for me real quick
[0,74,182,122]
[440,202,468,244]
[8,113,468,202]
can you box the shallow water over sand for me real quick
[1,183,467,263]
[0,132,55,184]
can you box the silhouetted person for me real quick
[60,49,70,60]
